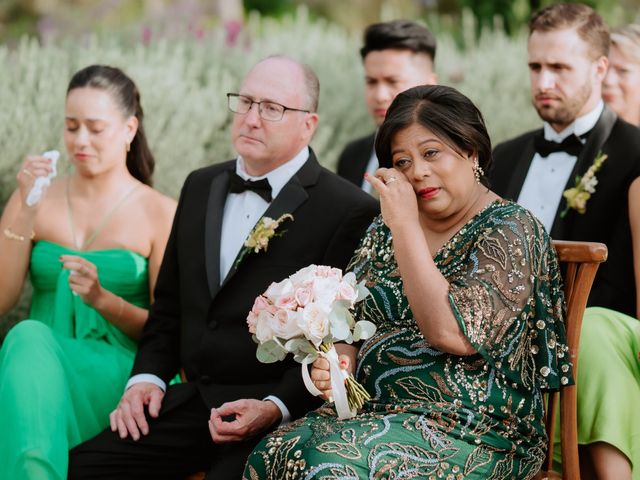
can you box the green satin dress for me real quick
[553,306,640,478]
[0,241,148,480]
[244,201,573,480]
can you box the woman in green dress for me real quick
[243,85,572,479]
[0,65,176,479]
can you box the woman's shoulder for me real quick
[485,199,548,238]
[136,185,177,223]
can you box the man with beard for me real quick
[490,4,640,478]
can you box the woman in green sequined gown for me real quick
[0,66,175,479]
[244,85,572,480]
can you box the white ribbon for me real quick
[26,150,59,207]
[301,345,356,419]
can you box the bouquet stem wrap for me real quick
[302,344,355,419]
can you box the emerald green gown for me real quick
[244,201,572,480]
[0,241,149,480]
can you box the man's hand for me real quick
[109,382,164,441]
[208,399,281,443]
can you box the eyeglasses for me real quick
[226,93,310,122]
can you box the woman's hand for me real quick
[365,168,419,230]
[310,354,351,402]
[60,255,105,307]
[17,155,55,209]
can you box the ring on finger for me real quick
[385,176,397,185]
[22,169,33,177]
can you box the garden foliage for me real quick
[0,9,540,329]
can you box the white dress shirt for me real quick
[127,146,311,425]
[517,101,604,231]
[361,149,378,195]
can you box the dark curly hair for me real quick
[375,85,491,187]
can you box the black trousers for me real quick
[68,383,260,480]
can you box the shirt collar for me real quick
[235,146,310,199]
[543,100,604,142]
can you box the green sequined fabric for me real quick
[244,200,572,480]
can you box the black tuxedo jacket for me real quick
[491,107,640,317]
[132,152,379,419]
[336,132,376,187]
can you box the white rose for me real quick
[255,310,275,343]
[265,278,294,303]
[270,309,303,340]
[316,265,342,279]
[247,311,258,334]
[298,303,330,346]
[312,276,340,309]
[289,265,318,286]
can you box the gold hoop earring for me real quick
[473,158,484,184]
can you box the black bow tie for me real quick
[228,171,272,202]
[534,133,585,158]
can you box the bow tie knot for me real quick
[534,133,585,158]
[228,171,273,202]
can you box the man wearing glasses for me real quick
[69,55,378,479]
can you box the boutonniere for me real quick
[235,214,294,267]
[560,151,608,218]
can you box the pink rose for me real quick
[294,286,313,306]
[336,281,357,306]
[269,309,303,339]
[275,293,298,310]
[251,295,270,314]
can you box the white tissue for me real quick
[26,150,59,207]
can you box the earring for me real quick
[126,142,131,153]
[473,157,484,184]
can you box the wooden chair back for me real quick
[535,240,608,480]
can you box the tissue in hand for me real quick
[25,150,59,207]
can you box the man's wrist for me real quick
[263,395,291,426]
[126,374,166,392]
[263,399,282,425]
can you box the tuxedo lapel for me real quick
[204,166,233,298]
[220,151,321,287]
[550,107,617,237]
[504,132,538,200]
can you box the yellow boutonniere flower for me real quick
[560,151,607,218]
[235,214,294,267]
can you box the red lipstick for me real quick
[418,187,440,199]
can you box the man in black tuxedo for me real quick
[68,56,378,479]
[336,20,437,194]
[491,3,640,319]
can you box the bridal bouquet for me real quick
[247,265,376,419]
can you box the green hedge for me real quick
[0,9,540,331]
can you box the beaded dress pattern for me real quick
[244,200,572,480]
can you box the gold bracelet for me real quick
[116,296,125,321]
[3,227,35,242]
